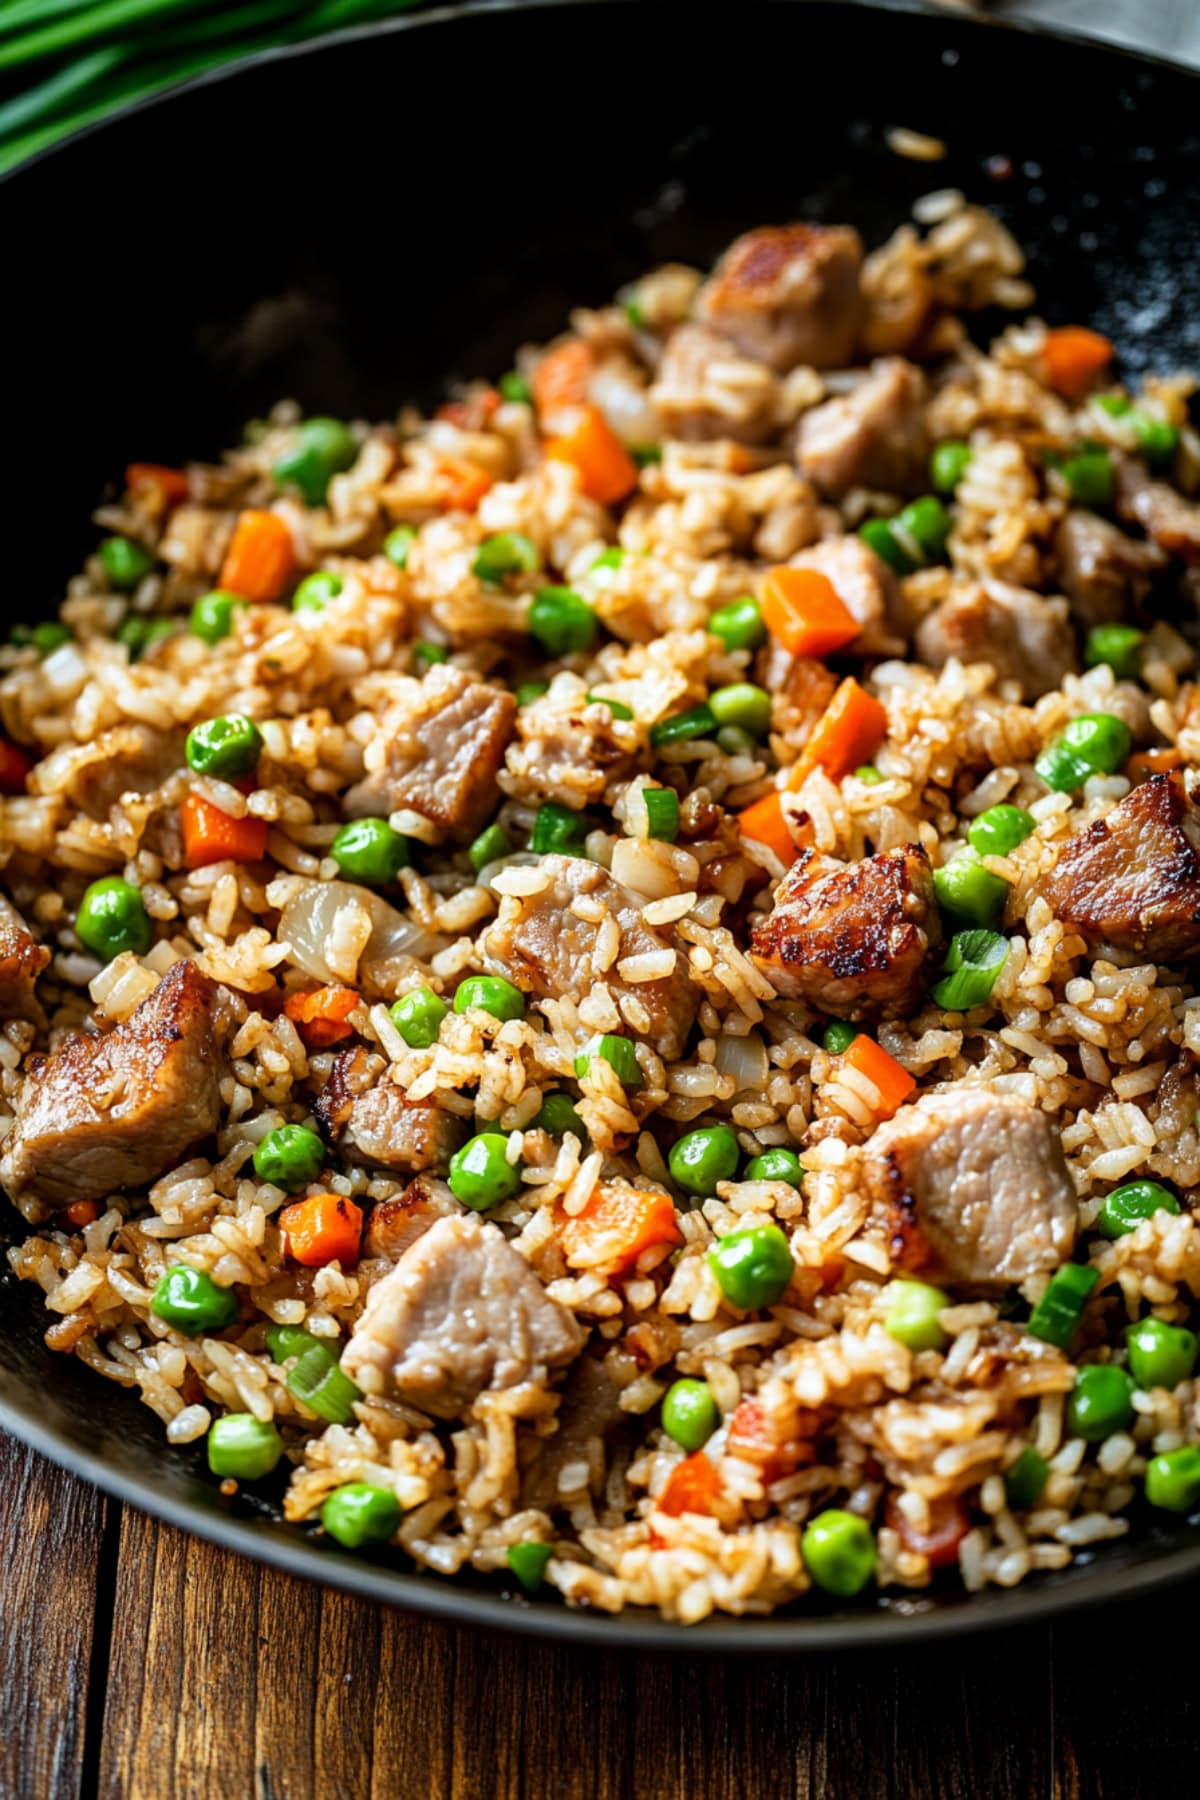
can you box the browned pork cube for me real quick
[0,959,228,1221]
[915,579,1077,698]
[482,854,697,1058]
[364,1174,460,1261]
[0,896,49,1024]
[1042,771,1200,960]
[649,322,782,444]
[344,664,516,841]
[316,1047,465,1175]
[749,845,940,1018]
[1054,510,1166,628]
[863,1088,1077,1286]
[341,1213,585,1417]
[695,223,865,371]
[1114,458,1200,565]
[796,358,928,498]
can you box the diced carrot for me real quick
[656,1451,722,1519]
[1128,747,1184,782]
[125,462,190,508]
[762,566,859,658]
[737,790,799,867]
[726,1398,818,1485]
[533,338,595,417]
[726,445,758,474]
[63,1200,99,1230]
[1040,326,1114,400]
[180,791,269,869]
[434,456,494,512]
[885,1491,970,1569]
[561,1183,682,1276]
[284,984,359,1048]
[840,1034,916,1120]
[279,1192,363,1268]
[544,405,639,507]
[787,677,887,788]
[218,508,294,602]
[0,738,34,795]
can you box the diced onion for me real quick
[279,880,448,995]
[713,1030,769,1093]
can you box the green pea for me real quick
[1125,1317,1199,1389]
[854,764,884,785]
[190,590,244,645]
[320,1481,401,1548]
[119,616,174,660]
[1057,445,1113,506]
[207,1413,283,1480]
[151,1265,239,1336]
[516,680,550,706]
[253,1124,325,1192]
[823,1020,857,1055]
[930,440,972,493]
[265,1323,324,1364]
[448,1132,522,1210]
[668,1126,739,1195]
[498,371,533,406]
[292,571,343,614]
[330,817,410,885]
[185,714,263,781]
[413,641,449,671]
[274,417,357,507]
[709,683,771,737]
[895,495,952,560]
[389,987,448,1049]
[1035,714,1132,792]
[99,536,154,590]
[708,596,765,651]
[1097,1180,1180,1240]
[473,531,538,586]
[933,852,1009,929]
[529,586,597,655]
[1004,1446,1049,1512]
[384,525,417,568]
[1084,624,1144,680]
[1132,414,1180,466]
[76,876,153,962]
[506,1540,553,1591]
[469,821,512,873]
[532,1093,587,1139]
[967,804,1036,858]
[454,974,526,1022]
[708,1224,794,1310]
[801,1509,877,1597]
[743,1148,805,1187]
[1066,1364,1135,1442]
[661,1379,719,1451]
[884,1279,950,1351]
[1144,1447,1200,1514]
[630,444,662,467]
[575,1034,642,1089]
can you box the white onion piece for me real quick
[714,1030,769,1094]
[589,361,663,447]
[279,881,448,995]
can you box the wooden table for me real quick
[4,1427,1199,1799]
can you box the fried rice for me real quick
[4,191,1200,1624]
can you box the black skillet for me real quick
[2,0,1200,1649]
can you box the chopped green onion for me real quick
[930,440,972,493]
[1004,1446,1049,1512]
[414,641,449,671]
[472,531,539,586]
[265,1323,323,1364]
[31,621,71,653]
[529,586,597,656]
[631,444,663,467]
[498,371,533,405]
[506,1541,554,1591]
[531,802,589,855]
[516,680,550,706]
[575,1033,642,1089]
[286,1343,362,1425]
[1027,1262,1099,1350]
[931,929,1009,1011]
[384,525,417,568]
[585,691,634,721]
[858,517,917,575]
[468,821,512,873]
[650,703,717,749]
[1084,624,1144,679]
[1132,414,1180,465]
[1035,714,1132,792]
[642,786,680,842]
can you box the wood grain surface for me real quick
[4,1429,1200,1800]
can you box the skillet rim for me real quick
[2,0,1200,1650]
